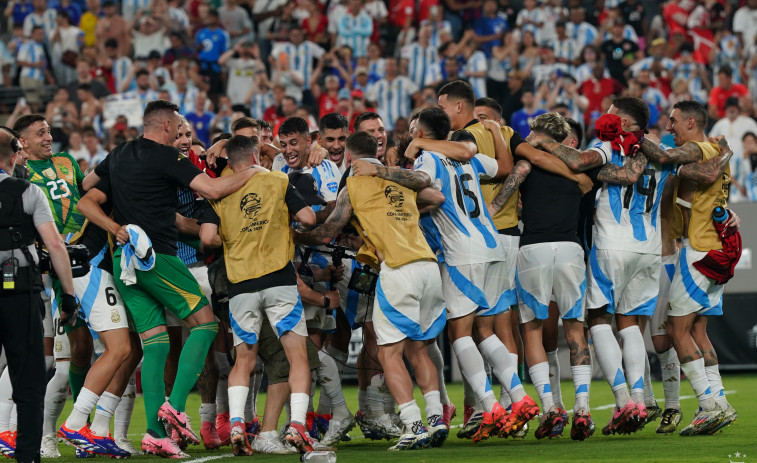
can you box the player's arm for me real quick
[315,202,336,224]
[537,138,605,171]
[77,187,129,244]
[677,139,733,185]
[176,213,200,236]
[596,152,647,185]
[488,160,531,216]
[417,187,445,214]
[296,188,354,245]
[403,138,477,162]
[189,167,262,200]
[37,221,74,296]
[352,159,432,191]
[639,138,703,164]
[481,119,514,177]
[515,143,594,193]
[199,222,221,248]
[286,183,317,227]
[296,274,340,309]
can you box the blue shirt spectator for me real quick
[509,91,546,138]
[195,10,229,73]
[473,0,508,58]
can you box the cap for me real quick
[338,88,351,100]
[148,50,162,60]
[355,66,368,75]
[650,37,666,48]
[288,172,327,206]
[351,89,364,99]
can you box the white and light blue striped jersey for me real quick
[414,150,505,266]
[271,41,325,90]
[337,12,373,57]
[23,10,56,38]
[250,90,273,119]
[272,156,341,209]
[566,21,598,49]
[673,62,705,98]
[515,8,545,43]
[169,86,201,115]
[112,56,134,93]
[590,141,675,254]
[552,37,580,63]
[463,51,488,98]
[127,88,159,112]
[642,86,667,110]
[121,0,151,21]
[367,58,386,83]
[365,76,419,131]
[630,56,675,77]
[602,25,637,43]
[401,43,440,88]
[18,41,45,81]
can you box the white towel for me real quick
[119,224,155,286]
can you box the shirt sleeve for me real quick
[285,183,309,215]
[94,153,110,178]
[472,153,499,179]
[450,129,477,148]
[197,201,220,225]
[25,183,55,227]
[413,152,437,186]
[509,131,524,155]
[316,164,340,202]
[93,174,111,196]
[165,151,204,188]
[588,141,612,165]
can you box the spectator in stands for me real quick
[268,2,299,44]
[186,91,215,146]
[401,22,440,88]
[79,0,100,47]
[710,96,757,168]
[619,0,646,46]
[46,86,78,144]
[169,69,201,114]
[67,129,88,160]
[366,57,419,131]
[580,63,624,126]
[600,18,641,86]
[733,0,757,55]
[566,6,599,49]
[76,83,102,128]
[337,0,373,58]
[733,131,757,201]
[17,26,53,112]
[129,68,159,111]
[301,0,329,48]
[163,32,194,66]
[510,89,546,138]
[501,70,526,123]
[709,65,750,120]
[65,57,110,110]
[49,11,83,85]
[81,125,107,165]
[95,1,129,58]
[516,0,544,44]
[219,40,263,114]
[219,0,253,46]
[23,0,56,38]
[195,8,229,97]
[4,0,34,29]
[473,0,508,58]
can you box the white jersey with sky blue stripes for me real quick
[272,155,341,211]
[589,141,675,254]
[414,150,505,266]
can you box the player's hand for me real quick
[576,173,593,195]
[260,143,280,165]
[329,264,344,282]
[351,159,379,177]
[324,290,340,309]
[59,293,79,327]
[710,135,732,157]
[402,139,422,162]
[383,146,399,167]
[116,225,130,245]
[307,147,327,167]
[205,139,228,168]
[725,209,741,229]
[480,119,500,133]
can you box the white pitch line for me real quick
[184,453,234,463]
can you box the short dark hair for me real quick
[77,82,92,93]
[612,96,650,130]
[226,135,259,167]
[143,100,180,128]
[208,8,220,17]
[191,138,206,149]
[565,117,584,144]
[718,65,733,77]
[346,131,378,159]
[13,114,46,134]
[475,97,502,117]
[278,117,310,138]
[231,116,260,134]
[438,80,475,108]
[258,119,272,131]
[319,112,349,134]
[105,38,118,49]
[417,107,451,140]
[136,69,150,79]
[354,112,382,131]
[673,100,708,129]
[212,132,232,145]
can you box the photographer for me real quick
[0,127,77,463]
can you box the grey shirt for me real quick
[0,173,54,266]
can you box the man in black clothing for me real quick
[599,19,641,86]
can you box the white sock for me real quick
[199,403,217,424]
[618,325,646,404]
[66,387,100,430]
[398,400,422,430]
[452,336,497,411]
[643,351,656,406]
[547,350,563,409]
[290,392,310,425]
[426,343,450,405]
[45,355,54,372]
[358,389,367,412]
[462,376,477,409]
[659,347,681,410]
[366,375,384,419]
[680,358,716,410]
[381,374,396,415]
[43,360,69,436]
[423,391,442,419]
[326,344,348,379]
[571,364,592,412]
[478,335,526,402]
[114,372,136,440]
[245,375,256,422]
[590,324,630,408]
[0,368,13,432]
[215,351,231,414]
[90,392,120,436]
[528,362,554,411]
[228,385,249,423]
[317,349,350,420]
[704,365,728,408]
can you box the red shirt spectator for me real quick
[663,0,689,39]
[580,64,625,126]
[389,0,415,28]
[709,65,750,119]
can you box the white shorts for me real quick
[52,307,71,360]
[515,242,586,323]
[373,260,446,345]
[499,234,519,307]
[304,304,337,331]
[42,275,54,338]
[650,251,678,337]
[74,267,129,333]
[669,241,724,317]
[586,248,660,316]
[441,260,510,319]
[228,285,308,347]
[166,263,212,327]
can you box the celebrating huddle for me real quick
[0,79,740,461]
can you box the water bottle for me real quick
[301,451,337,463]
[712,206,728,223]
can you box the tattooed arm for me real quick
[296,189,354,245]
[351,159,432,191]
[315,201,336,224]
[678,145,733,185]
[488,160,531,217]
[515,143,594,193]
[596,153,648,185]
[640,138,703,164]
[538,138,606,171]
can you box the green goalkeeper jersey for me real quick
[27,152,86,236]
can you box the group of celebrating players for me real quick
[0,78,740,460]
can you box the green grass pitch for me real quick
[50,374,755,463]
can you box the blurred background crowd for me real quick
[3,0,757,200]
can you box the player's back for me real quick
[414,150,504,266]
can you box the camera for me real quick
[38,244,91,278]
[325,244,378,295]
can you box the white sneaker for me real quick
[321,415,356,446]
[114,436,142,455]
[251,431,296,455]
[40,433,61,458]
[378,413,402,438]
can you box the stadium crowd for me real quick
[0,0,747,460]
